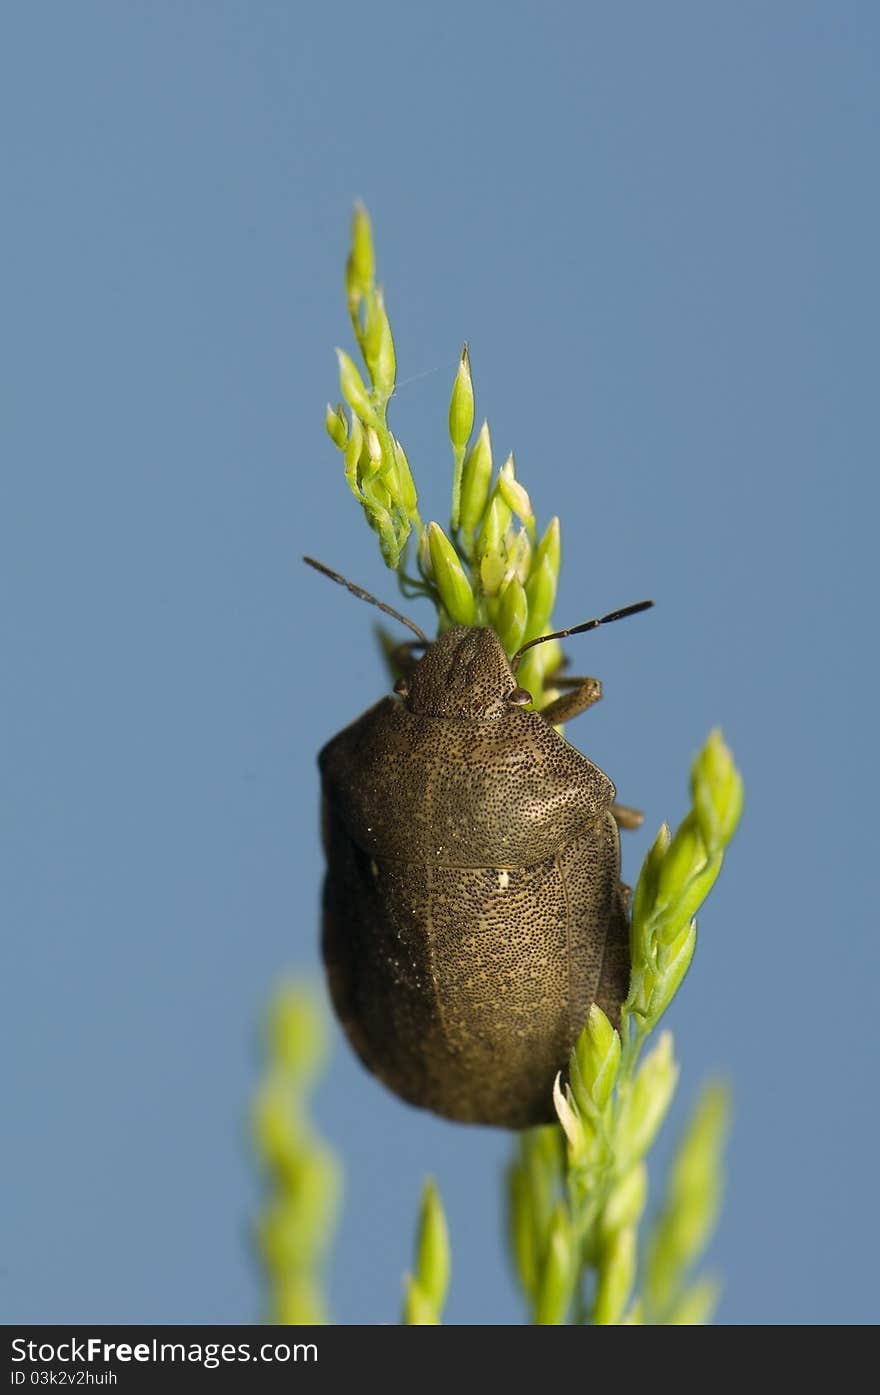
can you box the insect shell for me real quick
[310,560,650,1130]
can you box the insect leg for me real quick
[382,638,428,682]
[610,803,644,831]
[539,675,603,725]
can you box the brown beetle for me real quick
[307,558,652,1129]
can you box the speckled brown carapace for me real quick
[318,626,631,1129]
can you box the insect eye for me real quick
[394,676,410,697]
[509,687,532,707]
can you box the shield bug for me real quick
[306,556,652,1129]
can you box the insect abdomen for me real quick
[321,807,625,1128]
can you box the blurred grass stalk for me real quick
[251,983,341,1323]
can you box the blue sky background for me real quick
[3,2,878,1325]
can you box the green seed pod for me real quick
[691,729,744,856]
[647,919,697,1024]
[533,515,561,579]
[414,1179,451,1313]
[346,202,374,313]
[497,456,535,537]
[418,526,433,580]
[364,290,396,401]
[477,490,512,555]
[343,413,364,498]
[476,493,513,598]
[617,1033,679,1168]
[393,437,419,518]
[362,425,383,479]
[359,475,402,568]
[494,574,528,654]
[448,343,474,451]
[552,1073,586,1160]
[508,528,532,587]
[631,822,671,965]
[459,421,493,535]
[654,815,723,943]
[524,554,558,640]
[427,522,476,625]
[336,348,379,427]
[479,553,507,600]
[325,402,348,450]
[572,1004,621,1114]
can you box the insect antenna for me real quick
[304,556,428,643]
[511,599,654,669]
